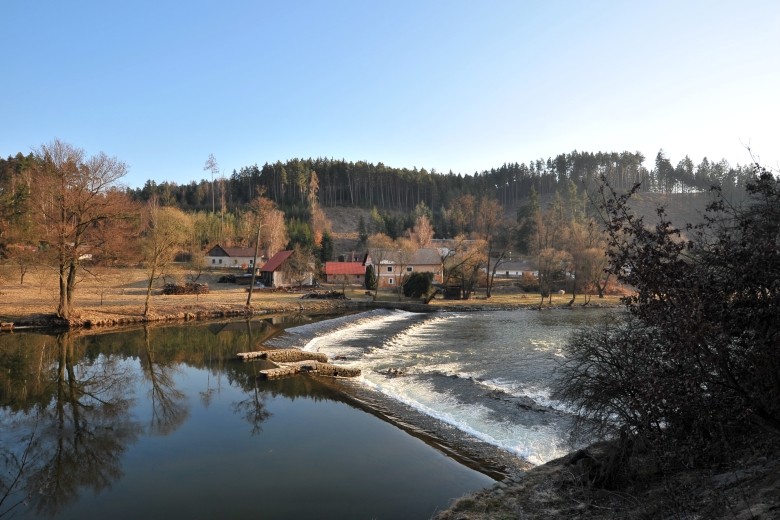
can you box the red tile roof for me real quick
[260,250,293,272]
[324,262,365,275]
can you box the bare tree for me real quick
[281,245,314,289]
[141,197,191,316]
[5,244,36,284]
[367,233,395,301]
[203,154,219,213]
[442,234,486,299]
[475,197,507,298]
[30,140,131,320]
[250,193,288,257]
[537,247,572,307]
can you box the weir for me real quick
[237,348,327,363]
[259,360,361,379]
[236,348,360,379]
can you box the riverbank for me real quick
[435,437,780,519]
[0,266,622,329]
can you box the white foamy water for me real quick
[268,308,610,465]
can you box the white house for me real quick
[204,245,260,269]
[489,259,538,278]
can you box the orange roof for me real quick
[324,262,365,275]
[261,250,293,272]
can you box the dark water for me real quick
[0,316,493,520]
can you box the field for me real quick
[0,265,357,326]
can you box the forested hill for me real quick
[127,150,754,213]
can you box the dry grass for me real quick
[0,265,355,324]
[0,264,622,326]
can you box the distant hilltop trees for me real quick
[125,150,755,214]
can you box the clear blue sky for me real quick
[2,0,779,188]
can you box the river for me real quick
[0,307,609,519]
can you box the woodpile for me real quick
[236,349,327,363]
[162,282,209,295]
[259,360,361,380]
[237,347,360,380]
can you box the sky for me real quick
[2,0,779,189]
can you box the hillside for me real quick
[323,207,372,256]
[323,190,716,254]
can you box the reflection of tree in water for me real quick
[0,315,345,516]
[231,320,271,435]
[140,326,188,435]
[0,332,141,518]
[0,415,38,518]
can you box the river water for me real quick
[0,307,608,519]
[267,307,610,467]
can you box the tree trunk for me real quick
[57,262,70,319]
[246,225,262,308]
[144,264,156,317]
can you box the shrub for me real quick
[403,271,433,298]
[555,165,780,472]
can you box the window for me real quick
[387,266,393,272]
[406,266,413,272]
[218,259,222,264]
[388,278,394,285]
[249,259,253,265]
[212,259,216,264]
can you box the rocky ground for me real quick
[436,438,780,519]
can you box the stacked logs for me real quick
[236,348,360,380]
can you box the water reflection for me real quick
[0,315,325,518]
[0,312,490,520]
[140,326,188,436]
[1,332,140,518]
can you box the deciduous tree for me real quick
[281,244,314,288]
[411,214,435,248]
[556,166,780,478]
[30,140,132,320]
[141,197,191,316]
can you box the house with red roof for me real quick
[260,250,314,288]
[324,261,366,285]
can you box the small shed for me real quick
[260,251,314,288]
[443,285,464,300]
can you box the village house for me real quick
[324,261,366,285]
[366,248,443,289]
[204,245,261,269]
[259,250,314,288]
[489,259,539,278]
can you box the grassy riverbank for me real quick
[0,265,622,328]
